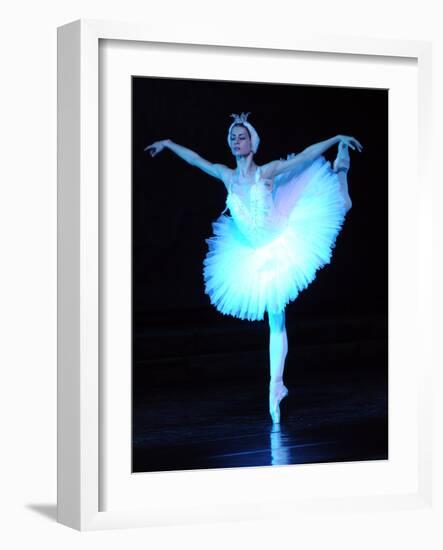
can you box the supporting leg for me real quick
[268,309,289,424]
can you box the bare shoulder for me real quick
[214,164,234,191]
[258,161,278,180]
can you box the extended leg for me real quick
[333,141,352,213]
[268,309,289,424]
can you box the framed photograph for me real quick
[57,19,434,530]
[132,77,383,474]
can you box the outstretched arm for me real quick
[145,139,230,182]
[262,135,363,179]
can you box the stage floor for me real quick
[133,371,388,472]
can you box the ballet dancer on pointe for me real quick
[145,112,362,424]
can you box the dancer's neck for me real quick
[235,154,257,179]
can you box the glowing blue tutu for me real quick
[203,155,348,321]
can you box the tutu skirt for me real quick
[203,156,348,321]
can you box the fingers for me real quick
[342,137,363,153]
[351,138,363,152]
[144,144,158,156]
[352,137,363,152]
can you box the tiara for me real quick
[229,112,251,124]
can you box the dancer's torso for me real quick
[224,166,287,246]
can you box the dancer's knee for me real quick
[268,310,286,332]
[343,195,352,212]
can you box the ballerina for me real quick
[145,113,362,424]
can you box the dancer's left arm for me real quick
[262,135,362,178]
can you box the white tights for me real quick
[334,142,352,212]
[268,310,288,385]
[268,310,289,423]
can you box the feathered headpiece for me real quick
[227,112,260,154]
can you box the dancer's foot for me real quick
[333,141,350,174]
[269,380,289,424]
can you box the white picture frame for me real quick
[57,19,434,531]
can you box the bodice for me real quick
[223,166,287,246]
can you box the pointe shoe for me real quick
[269,382,289,424]
[333,141,350,174]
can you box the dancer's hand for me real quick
[144,139,170,157]
[337,135,363,152]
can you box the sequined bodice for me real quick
[223,166,287,246]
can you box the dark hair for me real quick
[231,123,251,140]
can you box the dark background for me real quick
[132,76,388,473]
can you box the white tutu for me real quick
[203,155,348,321]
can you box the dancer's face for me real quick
[230,125,252,156]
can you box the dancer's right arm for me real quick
[145,139,230,182]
